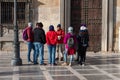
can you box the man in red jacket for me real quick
[25,22,34,64]
[56,24,65,61]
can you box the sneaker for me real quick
[82,62,85,66]
[68,63,71,66]
[61,62,67,66]
[28,61,32,64]
[82,64,85,67]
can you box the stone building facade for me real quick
[0,0,120,53]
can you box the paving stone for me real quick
[46,66,67,71]
[0,67,13,76]
[105,69,120,73]
[49,70,73,75]
[20,76,46,80]
[72,65,94,70]
[19,66,43,76]
[83,75,112,80]
[52,76,80,80]
[113,74,120,78]
[95,65,118,69]
[0,78,12,80]
[77,69,102,74]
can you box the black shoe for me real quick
[34,62,38,65]
[79,61,82,65]
[75,59,79,62]
[40,63,47,65]
[60,57,63,61]
[55,57,59,60]
[52,63,57,66]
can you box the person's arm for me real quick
[41,30,46,44]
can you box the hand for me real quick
[58,36,61,40]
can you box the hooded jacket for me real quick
[46,31,57,45]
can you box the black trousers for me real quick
[77,46,87,63]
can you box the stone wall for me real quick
[32,0,60,32]
[0,0,60,51]
[114,0,120,52]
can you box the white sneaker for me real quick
[82,63,85,67]
[68,63,71,66]
[28,61,32,64]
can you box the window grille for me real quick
[1,2,25,24]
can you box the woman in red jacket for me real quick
[46,25,57,66]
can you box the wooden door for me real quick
[71,0,102,52]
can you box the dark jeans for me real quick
[77,46,87,64]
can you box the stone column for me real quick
[0,2,1,50]
[119,27,120,52]
[108,0,114,52]
[102,0,108,51]
[0,2,1,25]
[64,0,71,32]
[60,0,65,30]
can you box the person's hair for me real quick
[49,25,54,31]
[28,22,33,27]
[57,24,61,27]
[36,22,43,27]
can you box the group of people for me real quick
[24,22,89,66]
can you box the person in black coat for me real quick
[33,22,46,65]
[77,25,89,66]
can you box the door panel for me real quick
[71,0,102,51]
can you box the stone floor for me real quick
[0,51,120,80]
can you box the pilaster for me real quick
[102,0,108,51]
[108,0,114,51]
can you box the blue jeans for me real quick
[48,45,56,64]
[64,49,74,63]
[27,42,35,62]
[34,42,44,64]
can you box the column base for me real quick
[11,58,22,66]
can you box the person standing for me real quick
[77,24,89,66]
[46,25,57,66]
[56,24,65,61]
[25,22,34,64]
[33,22,46,65]
[62,26,77,66]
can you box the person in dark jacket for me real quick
[77,24,89,66]
[33,22,46,65]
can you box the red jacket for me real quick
[26,27,34,42]
[46,31,57,45]
[56,29,65,44]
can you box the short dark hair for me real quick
[36,22,43,27]
[57,24,61,27]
